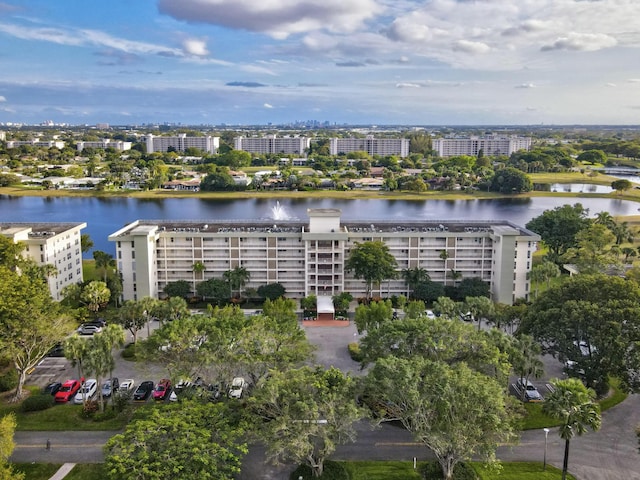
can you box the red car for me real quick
[153,379,171,401]
[54,379,81,403]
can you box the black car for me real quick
[43,382,62,395]
[133,381,154,402]
[47,344,64,357]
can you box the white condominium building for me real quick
[234,135,311,155]
[329,136,410,158]
[76,140,132,152]
[432,135,532,157]
[109,210,538,305]
[1,222,86,301]
[143,134,220,154]
[6,139,66,149]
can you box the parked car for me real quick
[119,379,135,393]
[46,344,64,357]
[459,311,472,322]
[55,379,81,403]
[207,383,221,401]
[425,310,436,319]
[516,378,543,402]
[153,379,172,401]
[43,382,62,396]
[228,377,246,399]
[101,378,119,398]
[133,381,154,402]
[74,379,98,404]
[77,324,102,335]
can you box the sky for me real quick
[1,0,640,126]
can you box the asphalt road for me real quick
[13,319,640,479]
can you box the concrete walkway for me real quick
[49,463,76,480]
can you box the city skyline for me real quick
[1,0,640,126]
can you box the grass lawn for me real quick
[65,463,107,479]
[0,400,131,431]
[82,259,98,282]
[12,463,61,480]
[470,461,574,479]
[521,377,627,430]
[341,460,424,479]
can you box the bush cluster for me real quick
[421,461,478,479]
[121,343,137,360]
[347,342,363,362]
[0,369,18,392]
[290,461,349,480]
[21,394,54,412]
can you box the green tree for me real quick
[519,274,640,394]
[257,282,285,300]
[490,167,532,193]
[432,296,459,318]
[565,223,617,274]
[401,267,430,298]
[80,234,94,254]
[112,299,147,344]
[0,266,72,401]
[64,334,89,383]
[0,235,26,270]
[528,261,561,298]
[154,296,190,323]
[93,250,115,282]
[223,266,250,299]
[365,356,517,480]
[354,300,393,334]
[345,241,398,300]
[0,414,24,480]
[543,378,601,480]
[412,280,445,304]
[164,280,191,299]
[196,278,229,305]
[456,277,490,299]
[249,366,363,478]
[80,281,111,317]
[464,295,495,330]
[104,401,247,480]
[525,203,592,264]
[611,179,633,195]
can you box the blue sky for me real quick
[1,0,639,126]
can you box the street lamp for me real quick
[543,428,550,471]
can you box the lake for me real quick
[1,194,638,256]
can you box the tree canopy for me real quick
[345,241,398,300]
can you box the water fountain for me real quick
[270,201,291,220]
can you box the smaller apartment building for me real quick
[143,134,220,154]
[1,222,86,300]
[109,210,538,305]
[432,136,532,157]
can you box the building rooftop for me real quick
[0,222,86,237]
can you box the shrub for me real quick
[0,369,18,392]
[112,391,133,413]
[290,461,349,480]
[21,394,54,412]
[80,399,99,418]
[121,343,137,360]
[93,408,118,422]
[421,461,478,480]
[348,342,363,362]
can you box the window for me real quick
[132,251,135,259]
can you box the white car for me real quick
[119,379,135,393]
[73,379,97,404]
[425,310,436,319]
[228,377,246,399]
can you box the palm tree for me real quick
[80,281,111,318]
[511,334,544,401]
[192,261,206,280]
[594,211,615,229]
[610,221,634,245]
[223,266,250,299]
[401,267,430,299]
[543,378,602,480]
[64,335,89,383]
[98,325,125,410]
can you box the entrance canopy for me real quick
[317,296,335,315]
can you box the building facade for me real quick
[432,135,532,157]
[76,140,132,152]
[143,134,219,154]
[1,222,86,301]
[329,136,410,158]
[109,210,538,305]
[6,139,66,149]
[234,135,311,155]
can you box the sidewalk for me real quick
[49,464,75,480]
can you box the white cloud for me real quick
[606,83,617,87]
[263,103,273,108]
[158,0,383,39]
[515,83,536,89]
[541,33,617,52]
[182,38,209,56]
[0,95,6,102]
[395,82,421,88]
[453,40,490,55]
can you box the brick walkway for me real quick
[302,319,351,327]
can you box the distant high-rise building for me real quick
[1,222,86,301]
[234,135,311,155]
[432,135,531,157]
[143,134,219,154]
[329,136,410,158]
